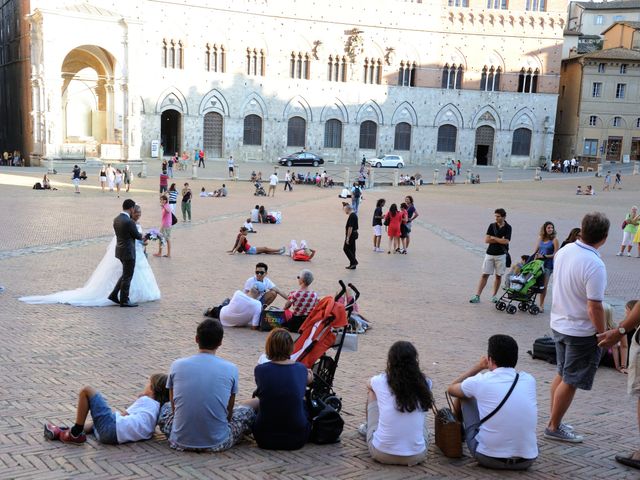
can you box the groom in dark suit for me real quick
[109,199,143,307]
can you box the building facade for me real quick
[554,22,640,162]
[5,0,568,166]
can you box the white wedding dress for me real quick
[20,227,161,307]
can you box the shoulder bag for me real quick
[473,372,520,432]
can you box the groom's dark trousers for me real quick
[111,212,142,304]
[111,258,135,304]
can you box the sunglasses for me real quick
[255,271,266,275]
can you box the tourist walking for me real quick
[198,149,205,168]
[99,167,107,192]
[114,169,123,198]
[618,206,639,257]
[167,155,175,178]
[168,183,178,213]
[72,165,81,194]
[343,204,358,269]
[268,171,278,197]
[403,195,419,253]
[154,195,172,258]
[469,208,511,304]
[228,156,235,177]
[123,165,132,192]
[284,170,293,191]
[372,198,385,252]
[384,204,404,254]
[351,182,362,214]
[181,182,192,222]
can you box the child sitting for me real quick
[44,373,169,445]
[576,185,583,195]
[504,255,529,289]
[244,218,257,233]
[585,185,595,195]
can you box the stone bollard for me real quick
[634,161,639,176]
[433,169,439,185]
[596,164,603,178]
[192,163,198,179]
[370,169,375,188]
[534,167,542,181]
[393,170,399,187]
[497,168,503,183]
[415,175,420,191]
[465,169,472,184]
[140,161,147,178]
[344,167,350,187]
[48,158,55,174]
[234,166,239,182]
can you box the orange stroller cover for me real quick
[292,295,347,368]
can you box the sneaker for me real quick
[357,423,367,438]
[59,429,87,445]
[490,296,498,303]
[560,423,574,432]
[44,423,69,441]
[627,252,632,257]
[543,427,583,443]
[469,295,480,304]
[279,247,286,255]
[616,252,623,256]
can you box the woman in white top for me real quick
[361,341,433,465]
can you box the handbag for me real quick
[171,212,178,225]
[259,308,286,332]
[432,392,462,458]
[622,220,628,229]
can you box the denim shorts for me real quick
[553,330,602,391]
[89,393,118,444]
[247,246,257,255]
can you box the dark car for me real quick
[278,151,324,167]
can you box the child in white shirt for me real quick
[44,373,169,445]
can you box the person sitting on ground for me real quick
[283,269,318,333]
[585,185,595,195]
[258,206,267,224]
[219,283,265,330]
[244,218,257,233]
[200,187,214,197]
[80,170,88,180]
[244,262,288,306]
[250,205,260,223]
[157,319,256,451]
[44,373,169,445]
[228,227,285,255]
[42,174,52,190]
[245,329,313,450]
[213,184,228,197]
[289,239,316,261]
[448,334,538,470]
[576,185,583,195]
[359,341,433,466]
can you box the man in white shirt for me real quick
[219,283,265,329]
[284,170,293,191]
[227,156,235,178]
[545,212,609,443]
[268,172,278,197]
[448,335,538,470]
[243,262,287,306]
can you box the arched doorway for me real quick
[475,125,495,166]
[161,109,181,155]
[203,112,223,158]
[61,46,117,151]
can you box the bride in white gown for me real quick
[20,206,161,307]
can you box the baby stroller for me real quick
[254,181,266,196]
[291,280,359,413]
[496,259,545,315]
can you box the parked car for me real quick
[278,151,324,167]
[367,154,404,168]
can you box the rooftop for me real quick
[579,46,640,60]
[575,0,640,10]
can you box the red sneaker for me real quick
[59,429,86,445]
[43,423,69,441]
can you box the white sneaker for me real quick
[616,252,623,256]
[357,423,367,438]
[627,252,632,257]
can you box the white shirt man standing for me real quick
[545,212,609,443]
[268,172,278,197]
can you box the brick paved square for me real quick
[1,166,639,479]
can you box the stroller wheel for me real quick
[506,305,517,315]
[528,305,540,315]
[518,302,529,312]
[324,395,342,413]
[496,301,507,311]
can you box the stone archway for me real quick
[161,109,181,155]
[475,125,495,166]
[61,46,117,155]
[203,112,223,159]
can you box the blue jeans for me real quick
[89,393,118,444]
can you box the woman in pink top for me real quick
[155,195,172,258]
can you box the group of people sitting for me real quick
[200,184,228,197]
[44,321,537,471]
[576,185,595,195]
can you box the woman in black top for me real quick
[372,199,385,253]
[343,203,359,269]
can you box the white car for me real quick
[367,155,404,168]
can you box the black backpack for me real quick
[308,397,344,444]
[528,336,557,364]
[353,187,361,199]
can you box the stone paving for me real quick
[1,167,640,479]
